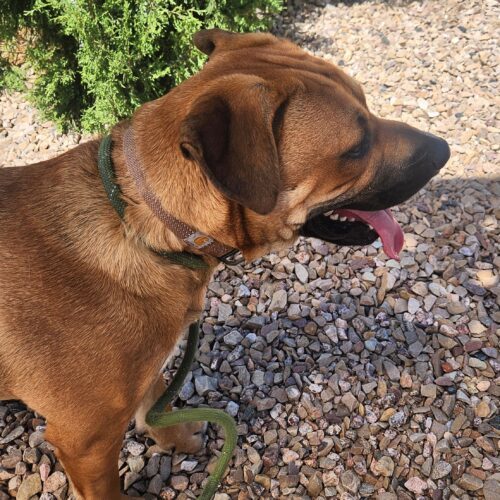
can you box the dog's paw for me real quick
[148,420,207,454]
[174,420,207,454]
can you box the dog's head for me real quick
[147,29,450,261]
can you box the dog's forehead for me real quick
[205,39,366,108]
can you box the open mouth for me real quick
[300,208,405,260]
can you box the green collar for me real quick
[97,135,209,270]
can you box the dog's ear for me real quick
[193,28,229,56]
[180,83,281,215]
[193,29,276,57]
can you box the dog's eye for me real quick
[343,135,370,160]
[345,143,365,159]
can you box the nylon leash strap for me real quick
[146,322,237,500]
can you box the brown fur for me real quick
[0,30,447,499]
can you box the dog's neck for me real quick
[103,117,245,268]
[120,127,242,265]
[98,133,210,270]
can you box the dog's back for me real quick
[0,146,115,403]
[1,164,44,398]
[0,157,78,401]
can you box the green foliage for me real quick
[0,0,283,132]
[0,61,26,92]
[0,0,31,92]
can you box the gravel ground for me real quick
[1,0,499,499]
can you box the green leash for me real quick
[97,136,237,499]
[146,322,237,500]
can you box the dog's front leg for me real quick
[135,374,206,454]
[45,414,130,500]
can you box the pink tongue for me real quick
[337,208,405,260]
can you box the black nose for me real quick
[422,132,450,170]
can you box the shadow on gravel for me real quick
[280,0,429,53]
[426,175,499,193]
[423,175,499,204]
[286,0,424,11]
[295,0,424,6]
[399,174,499,263]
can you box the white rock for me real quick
[294,263,309,283]
[269,289,287,311]
[408,298,421,314]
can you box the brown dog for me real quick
[0,29,449,499]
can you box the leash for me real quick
[97,135,238,499]
[145,322,237,500]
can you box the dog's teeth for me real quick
[368,224,374,230]
[330,213,339,220]
[340,216,347,222]
[348,217,356,222]
[325,210,333,216]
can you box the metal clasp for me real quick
[219,249,245,266]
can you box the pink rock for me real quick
[465,340,483,353]
[405,476,428,495]
[39,463,51,482]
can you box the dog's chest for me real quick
[151,269,211,327]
